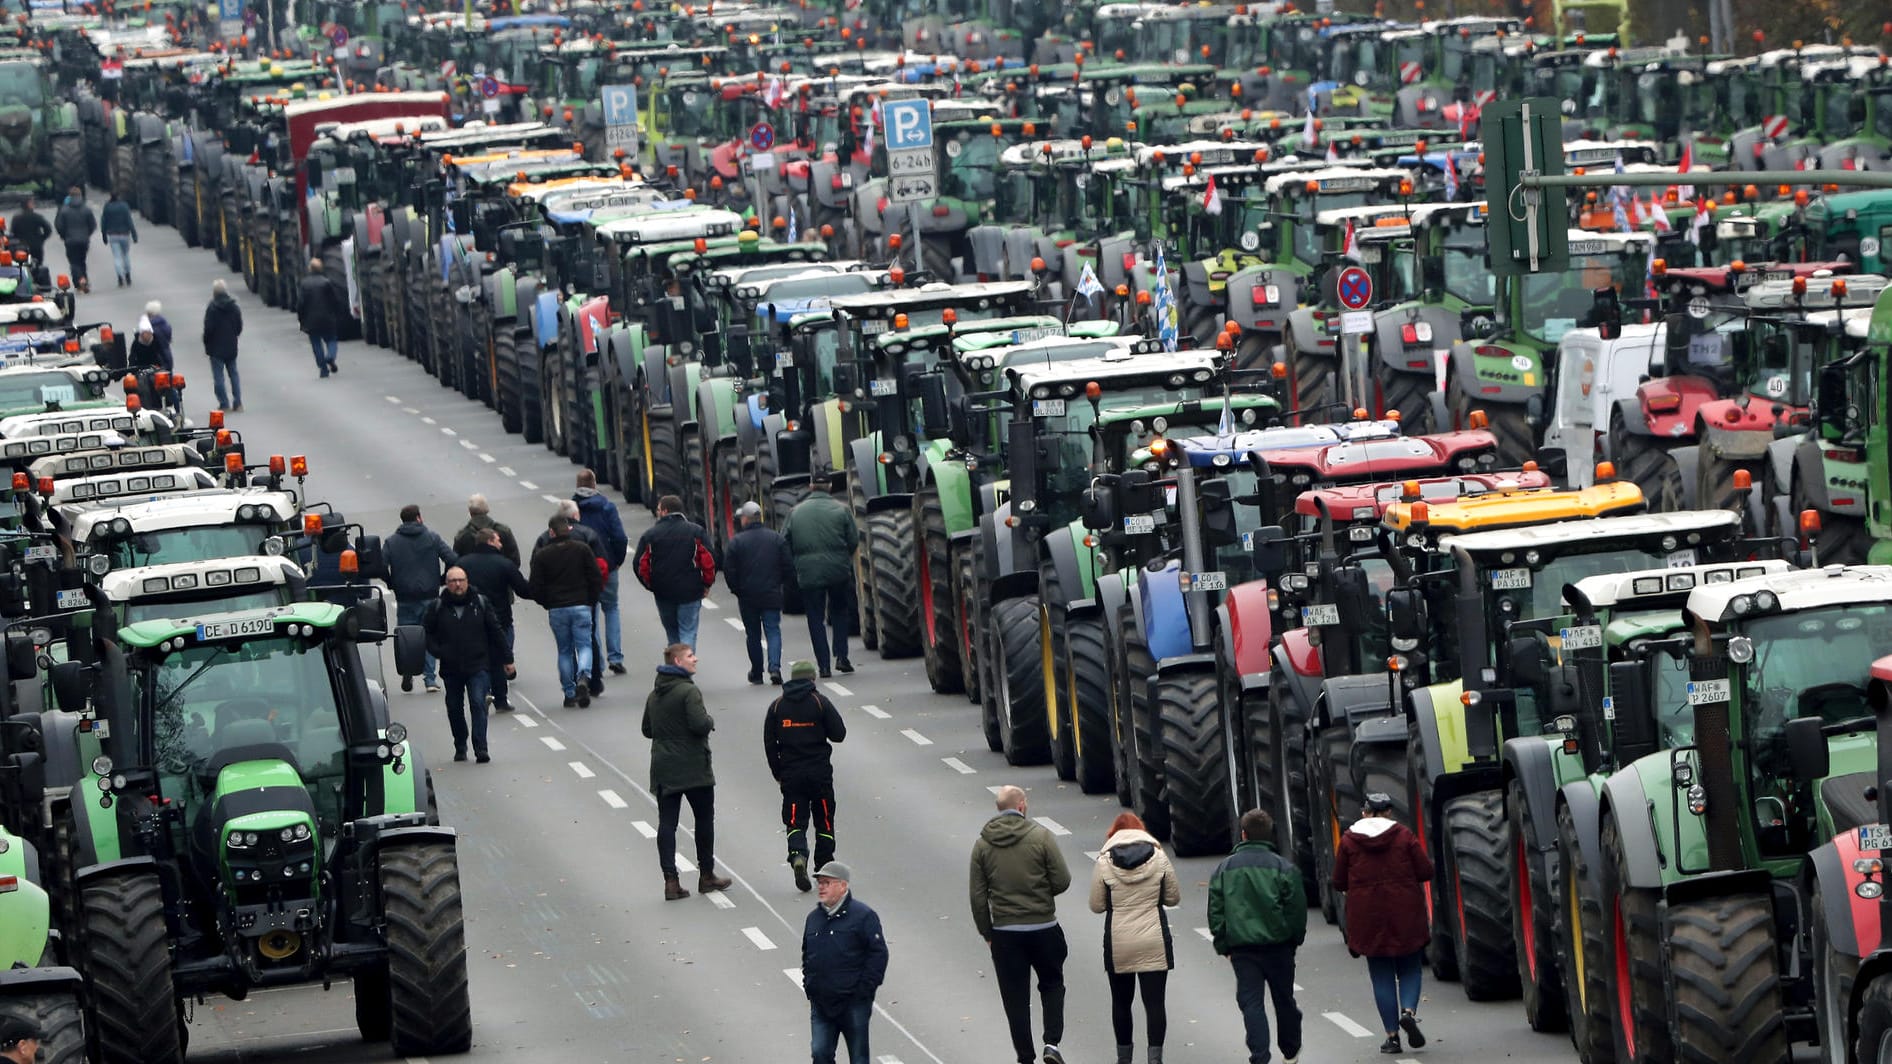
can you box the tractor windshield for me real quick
[1743,318,1816,406]
[0,63,45,109]
[1516,250,1640,345]
[942,134,1007,201]
[1442,241,1496,306]
[0,370,82,411]
[1740,604,1892,763]
[108,526,276,569]
[147,635,347,798]
[1516,545,1701,619]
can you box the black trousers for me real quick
[781,784,836,867]
[1108,970,1168,1047]
[655,786,715,879]
[990,925,1067,1063]
[1231,944,1302,1064]
[63,241,87,283]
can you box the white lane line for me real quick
[987,785,1004,795]
[900,729,932,746]
[479,453,495,464]
[1034,817,1070,836]
[1398,1059,1422,1064]
[598,789,628,809]
[707,890,736,910]
[1084,851,1101,862]
[677,855,696,873]
[540,736,566,752]
[941,757,975,774]
[825,681,853,697]
[515,714,538,728]
[631,820,657,839]
[742,927,777,951]
[861,704,890,719]
[1195,927,1214,942]
[499,466,516,477]
[402,406,419,415]
[701,599,719,610]
[541,494,561,504]
[1323,1012,1376,1038]
[569,761,595,779]
[724,617,744,630]
[458,439,477,450]
[384,395,400,403]
[783,968,804,987]
[420,416,436,425]
[518,479,538,490]
[878,1057,905,1064]
[441,427,458,437]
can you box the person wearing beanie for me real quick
[724,498,792,684]
[0,1015,40,1064]
[801,861,887,1064]
[764,659,848,891]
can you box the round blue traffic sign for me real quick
[330,25,348,46]
[1336,265,1373,311]
[480,76,500,99]
[750,122,775,152]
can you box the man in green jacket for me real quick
[1207,809,1307,1064]
[970,785,1072,1064]
[641,643,734,900]
[783,474,860,677]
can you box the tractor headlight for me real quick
[1860,880,1885,900]
[91,755,113,777]
[1686,783,1707,816]
[263,536,285,556]
[386,722,408,744]
[87,554,111,576]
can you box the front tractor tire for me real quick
[992,595,1050,765]
[867,507,921,658]
[78,873,182,1064]
[1443,791,1521,1000]
[1157,671,1236,857]
[381,841,474,1055]
[1667,894,1788,1064]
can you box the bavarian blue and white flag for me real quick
[1152,247,1179,353]
[1075,261,1105,301]
[787,207,798,243]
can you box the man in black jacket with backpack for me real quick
[724,500,793,684]
[764,660,848,891]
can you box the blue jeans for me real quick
[394,598,437,685]
[309,333,338,373]
[597,567,623,666]
[210,355,241,409]
[1367,950,1424,1035]
[1232,944,1302,1064]
[801,583,853,672]
[656,597,702,649]
[547,605,594,699]
[443,671,491,756]
[809,999,872,1064]
[740,601,782,675]
[107,234,132,280]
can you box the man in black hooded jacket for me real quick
[764,660,848,892]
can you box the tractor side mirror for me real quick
[1386,587,1427,644]
[1507,633,1551,687]
[4,631,36,681]
[1591,285,1622,341]
[1081,480,1118,531]
[1332,564,1374,628]
[915,371,951,438]
[352,534,386,579]
[1784,715,1831,781]
[1249,524,1288,577]
[1199,478,1237,546]
[832,361,861,398]
[48,660,89,713]
[1118,468,1160,516]
[1607,660,1657,763]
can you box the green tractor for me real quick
[0,825,86,1064]
[0,56,84,196]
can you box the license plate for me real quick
[1490,568,1531,589]
[1601,696,1615,721]
[1032,399,1066,417]
[1559,624,1602,650]
[1123,514,1155,534]
[1189,571,1227,592]
[1686,678,1730,705]
[1347,525,1374,542]
[24,544,56,561]
[1011,326,1059,344]
[776,352,795,368]
[868,379,898,397]
[1666,549,1698,568]
[1860,824,1892,852]
[56,588,86,609]
[197,617,275,641]
[1302,604,1340,626]
[861,319,888,335]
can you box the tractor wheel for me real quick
[916,490,963,694]
[1410,736,1456,980]
[1121,616,1170,840]
[1609,413,1677,510]
[682,431,706,526]
[1104,608,1135,806]
[51,136,85,199]
[642,403,678,513]
[1508,781,1568,1031]
[1309,725,1355,924]
[770,480,809,539]
[1065,612,1114,794]
[1292,344,1334,424]
[1267,683,1315,903]
[1184,305,1221,349]
[518,336,545,445]
[1234,331,1274,372]
[1601,816,1672,1064]
[1696,444,1762,514]
[0,988,85,1064]
[959,544,988,715]
[1792,474,1873,565]
[1668,894,1788,1064]
[434,281,459,392]
[109,143,134,204]
[868,507,921,658]
[78,873,181,1064]
[353,965,391,1041]
[992,595,1050,765]
[541,344,568,456]
[495,327,523,434]
[1444,790,1520,1000]
[921,239,955,281]
[1851,975,1892,1064]
[1157,671,1236,857]
[849,481,879,652]
[1041,601,1075,782]
[174,171,198,247]
[1448,371,1536,467]
[1378,370,1433,428]
[1554,802,1613,1064]
[381,841,474,1055]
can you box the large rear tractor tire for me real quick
[1444,791,1521,1000]
[1553,802,1613,1064]
[992,596,1050,765]
[1121,617,1170,840]
[917,490,963,693]
[959,545,988,714]
[868,507,921,658]
[1508,781,1567,1031]
[1158,671,1236,857]
[1447,372,1536,468]
[1852,975,1892,1064]
[1309,725,1357,924]
[1292,345,1335,424]
[78,873,181,1064]
[1065,613,1114,794]
[849,481,878,652]
[1041,603,1075,782]
[1667,894,1789,1064]
[51,136,85,200]
[1610,413,1678,510]
[1377,369,1433,428]
[381,841,474,1055]
[1601,816,1673,1064]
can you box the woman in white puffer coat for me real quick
[1089,812,1182,1064]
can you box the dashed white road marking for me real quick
[518,479,537,490]
[701,599,719,610]
[458,439,477,450]
[499,466,516,477]
[631,820,657,839]
[707,890,736,910]
[514,714,538,728]
[724,617,744,631]
[783,968,804,987]
[420,416,436,425]
[941,757,975,774]
[987,785,1005,796]
[861,704,890,719]
[384,395,400,404]
[1324,1012,1376,1038]
[1034,817,1070,836]
[742,927,777,951]
[441,427,457,437]
[569,761,594,779]
[402,406,419,415]
[479,454,495,464]
[1085,851,1101,862]
[900,729,932,746]
[541,494,561,504]
[540,736,566,752]
[676,855,696,873]
[598,789,628,809]
[825,681,853,697]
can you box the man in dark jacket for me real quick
[297,257,347,377]
[52,187,94,292]
[453,493,520,565]
[421,567,514,763]
[633,493,715,649]
[1332,792,1432,1055]
[971,784,1073,1064]
[574,469,629,674]
[202,280,244,412]
[1209,808,1308,1064]
[764,660,848,890]
[802,861,888,1064]
[725,500,792,684]
[458,528,532,713]
[642,643,733,900]
[537,499,609,694]
[386,504,457,693]
[10,196,50,267]
[528,515,603,707]
[783,475,859,677]
[100,191,136,286]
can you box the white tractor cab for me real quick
[98,555,308,627]
[0,363,121,419]
[46,467,219,507]
[59,487,303,571]
[0,406,180,445]
[1545,322,1666,488]
[0,304,115,368]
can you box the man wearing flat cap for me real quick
[0,1015,40,1064]
[724,498,793,685]
[801,861,887,1064]
[765,660,849,891]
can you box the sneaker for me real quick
[576,690,591,708]
[1283,1056,1299,1064]
[1400,1010,1425,1048]
[836,659,854,674]
[475,752,490,764]
[401,676,413,693]
[748,670,763,685]
[588,678,605,696]
[425,684,441,695]
[1042,1046,1064,1064]
[493,700,514,713]
[1379,1036,1401,1055]
[452,750,467,762]
[791,854,811,892]
[770,671,783,685]
[327,362,339,374]
[609,662,627,675]
[562,696,578,708]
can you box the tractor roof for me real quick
[1437,507,1737,553]
[1296,468,1552,519]
[1567,559,1793,612]
[0,430,124,464]
[30,443,198,483]
[828,281,1034,315]
[1263,166,1408,195]
[1008,350,1222,392]
[49,466,218,505]
[66,489,299,537]
[1686,564,1892,623]
[100,555,304,602]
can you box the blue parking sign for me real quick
[881,98,933,151]
[601,84,637,127]
[218,0,241,20]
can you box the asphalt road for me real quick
[77,225,1591,1063]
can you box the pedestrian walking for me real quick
[537,500,610,695]
[0,1015,39,1064]
[101,191,137,286]
[642,642,733,900]
[632,493,715,649]
[725,499,792,684]
[1208,808,1308,1064]
[10,195,51,268]
[783,475,859,678]
[764,660,847,891]
[574,470,630,674]
[421,567,513,763]
[385,504,457,694]
[1332,793,1431,1056]
[970,784,1073,1064]
[297,258,347,377]
[453,493,520,565]
[53,186,94,292]
[802,861,888,1064]
[202,280,244,412]
[1090,812,1181,1064]
[528,514,602,707]
[457,527,532,713]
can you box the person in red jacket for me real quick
[1332,792,1432,1056]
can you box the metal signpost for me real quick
[480,75,501,118]
[1335,265,1374,412]
[881,98,934,271]
[602,84,639,157]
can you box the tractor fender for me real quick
[1789,433,1838,514]
[1612,396,1654,437]
[1093,233,1134,293]
[36,710,84,792]
[848,436,883,505]
[638,340,668,404]
[532,290,561,349]
[604,323,642,388]
[73,855,160,885]
[1668,444,1701,510]
[1156,652,1217,677]
[0,965,82,994]
[1808,839,1872,959]
[976,507,1038,601]
[1447,340,1542,406]
[667,358,703,426]
[694,375,740,444]
[1500,736,1562,855]
[1323,672,1398,735]
[1226,265,1294,333]
[1217,581,1274,693]
[1182,259,1214,309]
[1728,130,1766,170]
[1042,523,1087,611]
[1557,780,1605,901]
[809,400,842,479]
[809,158,849,210]
[1407,683,1448,785]
[852,178,888,235]
[1268,641,1321,726]
[1598,769,1665,890]
[1137,559,1193,663]
[966,224,1007,278]
[1762,434,1801,512]
[735,394,765,455]
[485,267,518,321]
[1698,420,1772,463]
[1372,304,1458,379]
[1095,571,1130,631]
[1285,306,1334,363]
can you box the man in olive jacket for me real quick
[642,643,733,900]
[1208,809,1308,1064]
[970,785,1073,1064]
[783,475,860,677]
